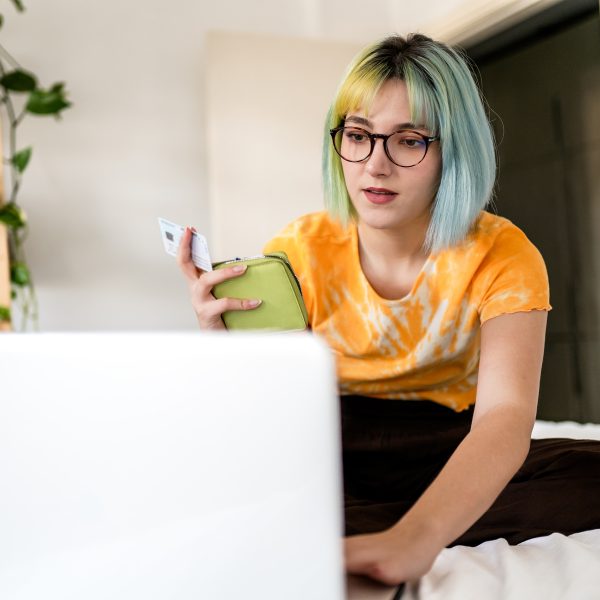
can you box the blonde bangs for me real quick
[330,50,390,126]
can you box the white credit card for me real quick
[158,217,213,271]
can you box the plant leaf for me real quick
[0,203,27,228]
[26,83,71,116]
[0,305,11,323]
[11,262,30,286]
[10,0,25,12]
[0,15,4,29]
[0,69,37,92]
[12,147,32,173]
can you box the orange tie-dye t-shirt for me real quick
[263,210,551,412]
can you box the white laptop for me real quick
[0,332,345,600]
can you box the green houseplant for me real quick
[0,0,71,330]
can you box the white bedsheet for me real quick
[403,528,600,600]
[347,420,600,600]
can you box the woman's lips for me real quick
[363,187,397,204]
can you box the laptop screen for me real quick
[0,332,344,600]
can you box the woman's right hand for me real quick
[177,226,261,330]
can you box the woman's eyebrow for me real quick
[344,115,427,130]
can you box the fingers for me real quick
[195,295,262,329]
[198,264,248,289]
[189,265,251,307]
[176,226,202,282]
[175,229,262,330]
[214,297,262,312]
[181,256,262,329]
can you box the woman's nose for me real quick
[365,139,393,176]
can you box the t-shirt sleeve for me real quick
[477,228,552,324]
[262,220,315,323]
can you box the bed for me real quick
[347,419,600,600]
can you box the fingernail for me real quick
[247,299,261,308]
[232,265,247,273]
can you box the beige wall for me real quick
[1,1,317,330]
[206,32,361,260]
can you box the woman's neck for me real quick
[357,218,430,268]
[356,218,432,300]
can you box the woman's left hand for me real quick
[344,525,441,586]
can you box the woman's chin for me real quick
[356,209,404,231]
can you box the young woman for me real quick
[178,34,600,585]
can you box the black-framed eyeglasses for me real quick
[329,126,440,168]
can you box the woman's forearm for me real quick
[391,405,532,550]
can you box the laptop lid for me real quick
[0,332,344,600]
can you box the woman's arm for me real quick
[344,309,548,585]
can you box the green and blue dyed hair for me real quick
[323,33,496,252]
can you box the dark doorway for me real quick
[468,5,600,422]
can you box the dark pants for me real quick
[341,395,600,546]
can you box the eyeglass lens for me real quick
[333,127,428,167]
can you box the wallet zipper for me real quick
[216,254,304,297]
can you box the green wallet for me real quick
[212,252,308,332]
